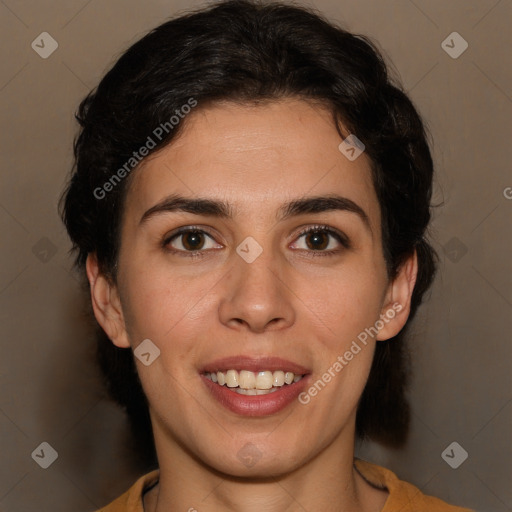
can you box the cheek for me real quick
[121,260,212,331]
[301,265,385,348]
[117,265,211,411]
[118,261,223,378]
[292,265,384,411]
[297,272,381,423]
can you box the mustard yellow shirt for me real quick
[97,458,475,511]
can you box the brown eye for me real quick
[304,230,329,250]
[164,228,221,254]
[181,231,205,250]
[290,225,350,256]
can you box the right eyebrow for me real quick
[139,194,233,225]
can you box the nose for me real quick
[218,245,296,333]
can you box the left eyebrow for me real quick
[139,193,372,236]
[277,195,371,235]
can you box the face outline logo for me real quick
[134,339,161,366]
[236,442,263,468]
[338,134,365,161]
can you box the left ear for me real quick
[376,249,418,341]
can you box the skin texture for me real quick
[86,98,417,512]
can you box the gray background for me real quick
[1,0,511,511]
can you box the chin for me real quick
[197,441,306,480]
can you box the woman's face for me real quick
[92,98,412,477]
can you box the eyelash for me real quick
[161,224,351,259]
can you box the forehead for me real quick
[124,98,380,230]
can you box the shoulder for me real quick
[95,470,160,512]
[354,458,475,512]
[93,462,474,512]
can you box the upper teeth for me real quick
[205,370,303,389]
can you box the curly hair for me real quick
[59,0,438,470]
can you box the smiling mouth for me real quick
[203,369,305,395]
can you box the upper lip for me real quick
[200,356,310,374]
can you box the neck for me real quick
[145,422,386,512]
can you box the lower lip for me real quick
[201,374,309,416]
